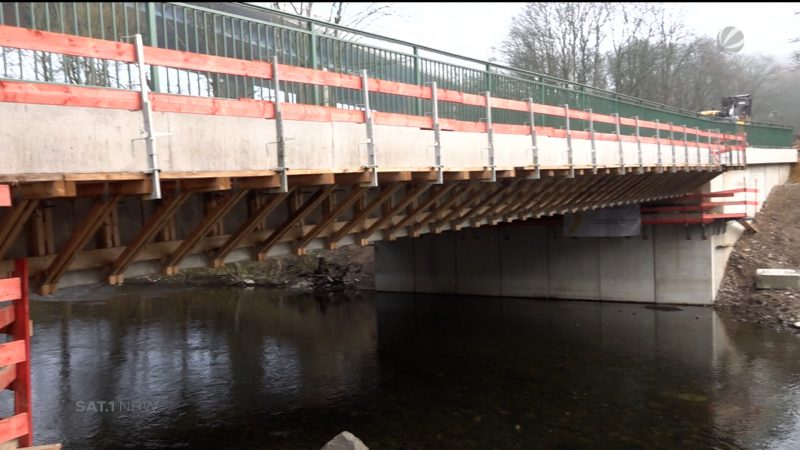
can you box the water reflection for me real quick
[15,287,800,449]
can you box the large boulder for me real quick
[321,431,369,450]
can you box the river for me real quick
[9,285,800,449]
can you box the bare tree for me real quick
[258,2,395,39]
[501,2,611,87]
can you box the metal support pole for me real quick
[526,98,540,179]
[683,128,689,171]
[634,116,643,174]
[145,2,160,92]
[485,91,496,182]
[655,119,662,173]
[132,33,162,200]
[564,104,574,178]
[669,122,676,172]
[614,113,624,173]
[273,56,288,193]
[428,81,443,184]
[362,70,378,187]
[587,108,597,174]
[695,127,701,171]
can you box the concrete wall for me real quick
[0,102,712,176]
[376,162,795,305]
[376,223,723,305]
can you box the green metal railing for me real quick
[0,1,794,147]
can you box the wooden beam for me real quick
[237,176,281,190]
[288,173,336,187]
[357,183,433,245]
[0,200,39,261]
[327,184,401,249]
[434,183,495,232]
[210,191,292,268]
[377,171,412,183]
[385,183,458,240]
[292,186,368,255]
[162,177,231,193]
[107,193,191,285]
[334,172,373,186]
[254,186,336,261]
[17,181,76,200]
[40,196,120,295]
[163,189,248,275]
[409,182,479,237]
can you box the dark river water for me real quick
[11,285,800,449]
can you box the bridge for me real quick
[0,2,795,303]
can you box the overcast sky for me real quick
[357,2,800,64]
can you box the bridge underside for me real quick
[0,168,719,295]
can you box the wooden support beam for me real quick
[237,176,281,190]
[409,182,479,237]
[292,186,368,255]
[0,200,39,261]
[455,181,516,228]
[40,196,120,295]
[327,184,402,250]
[107,193,191,285]
[357,183,433,245]
[288,173,336,187]
[95,202,121,249]
[17,181,76,200]
[211,191,292,268]
[435,183,496,232]
[162,177,231,193]
[378,171,412,183]
[385,183,458,240]
[163,189,248,275]
[254,186,336,261]
[335,172,373,186]
[472,179,527,225]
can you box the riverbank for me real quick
[715,183,800,332]
[128,245,374,292]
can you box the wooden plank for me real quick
[0,413,28,445]
[409,182,479,237]
[385,183,457,240]
[0,340,26,367]
[17,181,76,200]
[0,278,20,302]
[327,184,402,249]
[107,193,191,285]
[163,190,248,275]
[358,183,433,244]
[0,186,9,207]
[145,46,272,79]
[288,173,336,187]
[0,200,39,261]
[152,94,274,118]
[0,25,135,62]
[211,191,291,267]
[292,187,368,255]
[254,186,336,260]
[0,80,139,110]
[0,364,16,391]
[40,196,120,295]
[0,306,15,332]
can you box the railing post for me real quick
[307,21,320,106]
[613,113,624,173]
[634,116,643,174]
[586,108,597,174]
[413,46,422,116]
[272,56,289,193]
[428,81,443,184]
[362,70,378,187]
[526,98,540,179]
[564,104,574,178]
[485,91,496,182]
[145,2,160,92]
[132,33,162,200]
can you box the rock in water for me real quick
[321,431,369,450]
